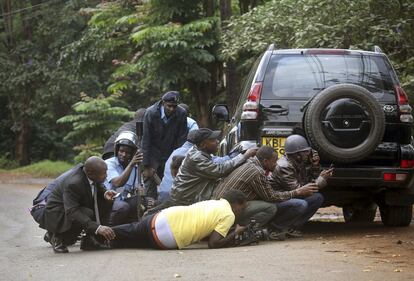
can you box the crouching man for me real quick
[269,135,333,239]
[110,190,248,249]
[43,156,117,253]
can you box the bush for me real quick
[13,160,73,178]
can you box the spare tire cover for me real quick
[304,84,385,163]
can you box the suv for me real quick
[213,45,414,226]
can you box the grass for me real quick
[10,160,73,178]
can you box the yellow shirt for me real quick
[162,199,235,249]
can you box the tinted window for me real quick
[262,54,396,102]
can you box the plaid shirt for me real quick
[213,156,294,202]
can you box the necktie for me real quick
[93,183,101,225]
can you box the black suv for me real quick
[213,45,414,226]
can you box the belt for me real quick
[150,213,167,250]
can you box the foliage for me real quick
[57,92,133,162]
[0,0,101,164]
[221,0,414,97]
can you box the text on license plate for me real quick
[261,137,286,158]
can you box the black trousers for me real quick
[144,164,165,199]
[55,207,95,245]
[111,214,161,249]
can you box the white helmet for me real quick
[114,131,138,155]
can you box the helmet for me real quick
[284,135,311,155]
[114,131,138,155]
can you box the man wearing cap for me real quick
[142,91,188,199]
[147,128,257,213]
[269,134,333,239]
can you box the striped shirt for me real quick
[213,157,295,202]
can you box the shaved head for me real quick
[84,156,107,183]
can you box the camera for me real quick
[235,220,270,246]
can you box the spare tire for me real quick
[304,84,385,163]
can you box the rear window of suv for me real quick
[262,54,396,102]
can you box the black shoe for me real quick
[51,235,69,254]
[43,232,51,244]
[80,235,111,251]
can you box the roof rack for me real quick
[268,44,275,51]
[374,45,383,53]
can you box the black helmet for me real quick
[114,131,138,155]
[284,135,311,155]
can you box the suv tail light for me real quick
[395,86,413,123]
[400,159,414,168]
[241,82,262,120]
[383,173,407,182]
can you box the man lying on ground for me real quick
[109,190,248,249]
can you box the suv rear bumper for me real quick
[328,166,414,189]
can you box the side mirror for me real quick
[212,104,230,122]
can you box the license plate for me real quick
[262,137,286,158]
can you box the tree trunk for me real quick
[12,4,35,165]
[219,0,240,113]
[14,107,31,166]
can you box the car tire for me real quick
[379,205,413,227]
[304,84,385,163]
[343,205,377,223]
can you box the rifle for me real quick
[135,120,145,219]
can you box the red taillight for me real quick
[400,160,414,168]
[383,173,396,181]
[247,82,263,102]
[383,173,407,181]
[395,86,409,105]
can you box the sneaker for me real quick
[268,230,287,241]
[286,229,303,238]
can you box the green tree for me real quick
[0,0,101,165]
[222,0,414,98]
[57,92,133,162]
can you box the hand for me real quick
[235,224,247,235]
[243,148,258,159]
[97,226,116,241]
[320,168,334,179]
[310,150,320,167]
[130,151,144,166]
[295,183,319,198]
[144,168,155,179]
[146,197,155,208]
[104,190,118,201]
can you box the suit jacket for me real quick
[44,164,107,234]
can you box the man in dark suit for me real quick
[44,156,117,253]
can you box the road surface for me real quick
[0,177,413,281]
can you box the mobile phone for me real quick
[329,163,335,169]
[113,192,121,198]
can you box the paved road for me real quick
[1,181,413,281]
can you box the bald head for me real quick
[84,156,107,183]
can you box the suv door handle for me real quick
[263,107,289,114]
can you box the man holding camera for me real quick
[269,135,333,239]
[104,131,147,226]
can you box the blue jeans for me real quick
[270,193,324,231]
